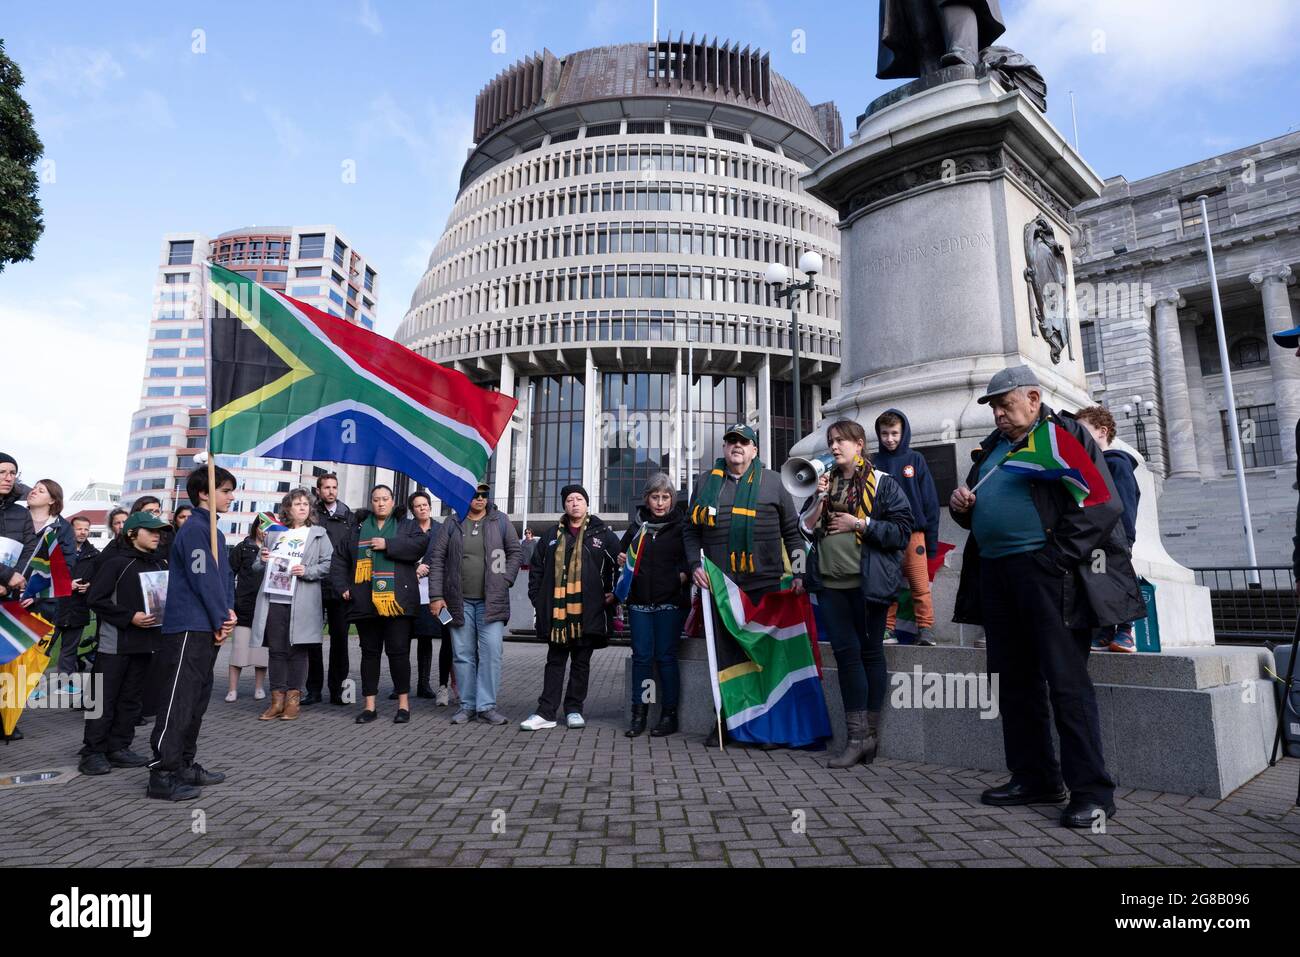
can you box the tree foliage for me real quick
[0,38,44,273]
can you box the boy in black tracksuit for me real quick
[873,408,941,645]
[80,512,169,775]
[146,465,237,801]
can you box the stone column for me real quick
[1179,314,1217,480]
[1153,292,1199,478]
[758,355,773,457]
[582,349,601,512]
[1249,264,1300,464]
[671,350,684,491]
[516,374,531,519]
[493,356,515,506]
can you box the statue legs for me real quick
[939,3,980,68]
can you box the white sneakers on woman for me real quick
[519,714,557,731]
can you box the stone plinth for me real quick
[625,641,1277,798]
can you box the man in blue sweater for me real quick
[874,409,942,645]
[146,464,237,801]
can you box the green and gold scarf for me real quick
[355,514,403,617]
[550,516,587,646]
[690,457,763,574]
[823,455,877,546]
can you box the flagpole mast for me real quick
[698,550,724,752]
[203,262,219,567]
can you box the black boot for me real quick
[416,683,436,700]
[625,703,648,737]
[146,769,201,802]
[649,707,678,737]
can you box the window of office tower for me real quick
[528,374,585,514]
[601,372,672,517]
[298,234,325,259]
[686,375,743,475]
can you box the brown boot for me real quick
[828,710,870,769]
[280,690,301,721]
[259,691,286,721]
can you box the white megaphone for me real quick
[781,452,836,499]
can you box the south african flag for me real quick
[1000,419,1112,507]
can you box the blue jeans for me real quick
[450,599,504,713]
[628,607,686,709]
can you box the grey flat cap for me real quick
[977,364,1041,404]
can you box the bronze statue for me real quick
[877,0,1007,79]
[1023,214,1070,364]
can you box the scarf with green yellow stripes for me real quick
[823,455,877,545]
[690,457,763,574]
[549,516,587,646]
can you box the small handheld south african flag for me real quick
[613,528,646,603]
[1000,419,1112,508]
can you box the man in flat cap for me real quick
[949,366,1144,828]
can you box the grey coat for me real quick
[250,525,332,647]
[426,506,520,627]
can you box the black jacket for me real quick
[328,511,427,621]
[231,535,264,626]
[0,487,36,597]
[682,465,807,591]
[56,540,101,628]
[952,404,1146,629]
[800,468,915,604]
[1102,449,1141,546]
[618,505,690,608]
[529,514,621,645]
[87,545,167,656]
[315,498,355,601]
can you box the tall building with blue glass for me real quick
[397,38,844,524]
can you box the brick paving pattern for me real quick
[2,641,1299,867]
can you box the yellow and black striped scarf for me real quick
[823,455,877,545]
[691,457,763,574]
[549,517,587,646]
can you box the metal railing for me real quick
[1192,566,1297,643]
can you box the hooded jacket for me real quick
[529,514,621,645]
[426,505,520,627]
[1102,448,1141,546]
[0,487,36,596]
[618,504,690,608]
[328,510,428,621]
[873,408,941,556]
[952,404,1146,630]
[87,543,167,656]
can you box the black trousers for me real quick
[537,642,595,720]
[81,651,151,755]
[439,633,452,685]
[316,597,351,698]
[357,616,412,697]
[148,631,219,773]
[55,626,84,677]
[980,549,1115,805]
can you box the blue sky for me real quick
[4,0,1300,490]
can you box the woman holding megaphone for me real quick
[799,420,914,769]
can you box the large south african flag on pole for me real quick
[700,555,831,747]
[1,601,55,736]
[206,264,517,517]
[1000,419,1112,508]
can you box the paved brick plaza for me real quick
[3,641,1300,868]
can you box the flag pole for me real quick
[203,262,219,568]
[698,550,724,752]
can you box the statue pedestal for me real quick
[797,74,1216,649]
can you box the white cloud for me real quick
[358,0,383,36]
[361,92,472,188]
[27,47,125,99]
[264,107,307,157]
[1013,0,1300,106]
[0,273,150,491]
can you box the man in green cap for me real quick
[683,423,806,746]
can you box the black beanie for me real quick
[0,453,15,469]
[560,484,589,506]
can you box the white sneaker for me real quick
[435,685,450,707]
[565,712,585,729]
[253,688,266,700]
[520,714,557,731]
[224,690,237,702]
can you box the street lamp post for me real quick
[1121,394,1155,458]
[765,251,822,451]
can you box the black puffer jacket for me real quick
[87,544,167,656]
[529,514,621,645]
[952,404,1147,629]
[618,505,690,608]
[230,535,264,626]
[0,487,36,596]
[56,540,101,628]
[328,511,428,621]
[800,467,915,605]
[315,498,355,601]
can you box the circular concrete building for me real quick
[396,38,844,522]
